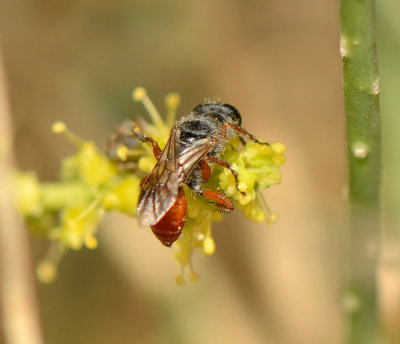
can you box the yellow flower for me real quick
[14,87,285,284]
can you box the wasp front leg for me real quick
[202,156,245,196]
[131,127,162,160]
[221,122,270,146]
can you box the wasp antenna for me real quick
[51,121,85,147]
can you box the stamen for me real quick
[51,121,85,147]
[36,241,65,283]
[202,226,216,256]
[116,145,128,161]
[132,87,167,131]
[175,264,186,286]
[164,92,181,127]
[124,148,146,157]
[72,197,101,224]
[188,262,200,282]
[258,191,273,216]
[258,191,279,224]
[175,275,186,286]
[85,235,98,249]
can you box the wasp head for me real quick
[193,102,242,126]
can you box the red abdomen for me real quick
[151,188,187,247]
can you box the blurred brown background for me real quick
[1,0,399,343]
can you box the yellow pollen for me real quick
[132,87,147,102]
[116,145,128,161]
[36,260,57,283]
[102,193,119,209]
[164,93,181,108]
[175,275,186,286]
[51,122,84,146]
[267,213,279,225]
[193,233,205,247]
[51,121,67,134]
[85,235,98,249]
[203,237,215,256]
[131,124,141,134]
[271,142,286,154]
[165,92,181,126]
[226,185,236,196]
[238,182,248,192]
[132,88,167,131]
[189,273,200,282]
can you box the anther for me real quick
[51,121,84,146]
[116,145,128,161]
[132,87,147,102]
[132,87,167,131]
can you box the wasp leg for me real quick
[203,156,245,196]
[141,136,162,160]
[199,189,235,213]
[132,131,162,160]
[200,158,212,181]
[221,122,270,146]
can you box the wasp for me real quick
[105,119,149,173]
[135,102,268,247]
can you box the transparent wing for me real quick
[137,126,217,226]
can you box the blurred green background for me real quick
[0,0,399,343]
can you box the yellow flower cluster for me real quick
[13,87,285,285]
[14,133,141,282]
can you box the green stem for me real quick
[41,182,93,210]
[339,1,381,344]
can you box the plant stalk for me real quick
[339,0,381,343]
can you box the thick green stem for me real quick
[340,1,381,344]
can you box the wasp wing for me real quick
[137,126,217,227]
[137,126,180,227]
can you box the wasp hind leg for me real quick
[199,189,235,213]
[187,175,234,213]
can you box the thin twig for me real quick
[0,47,44,344]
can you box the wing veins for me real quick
[137,128,218,227]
